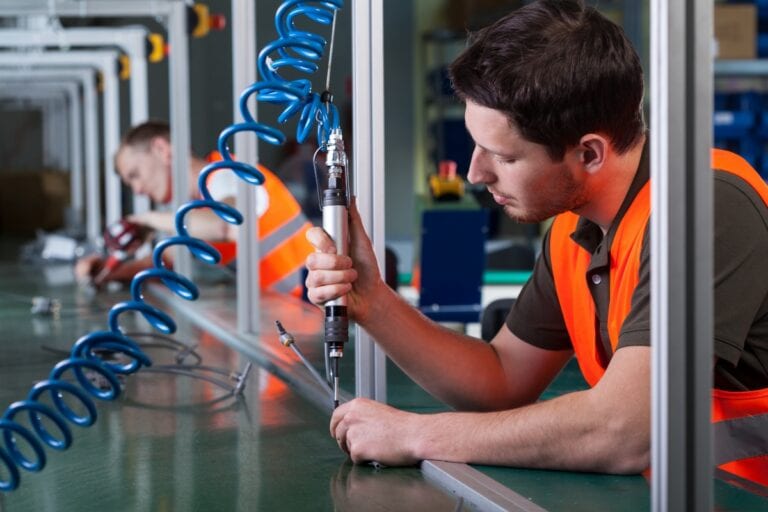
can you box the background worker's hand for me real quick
[330,398,422,467]
[305,200,385,325]
[74,254,105,283]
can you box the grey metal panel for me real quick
[231,0,260,335]
[650,1,713,511]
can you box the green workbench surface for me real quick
[5,250,765,511]
[155,278,768,511]
[0,261,458,511]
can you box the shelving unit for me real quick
[713,59,768,178]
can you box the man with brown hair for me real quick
[76,120,313,296]
[305,0,768,483]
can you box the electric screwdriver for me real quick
[322,128,350,409]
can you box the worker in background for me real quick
[306,0,768,485]
[75,120,314,296]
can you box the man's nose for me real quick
[466,148,493,185]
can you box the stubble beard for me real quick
[503,169,589,223]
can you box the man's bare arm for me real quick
[332,343,650,474]
[129,196,235,240]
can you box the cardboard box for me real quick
[0,170,70,236]
[715,4,757,59]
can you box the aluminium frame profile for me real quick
[650,1,713,511]
[352,0,387,404]
[231,0,259,335]
[0,0,193,276]
[0,26,155,214]
[0,50,122,229]
[1,68,100,241]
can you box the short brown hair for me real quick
[120,120,170,151]
[449,0,645,160]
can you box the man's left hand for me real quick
[330,397,423,466]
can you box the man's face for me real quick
[115,138,172,204]
[465,101,589,223]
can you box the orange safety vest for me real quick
[549,148,768,486]
[204,151,314,296]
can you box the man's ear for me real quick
[578,133,608,174]
[150,136,172,164]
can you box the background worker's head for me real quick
[115,120,173,204]
[449,0,645,162]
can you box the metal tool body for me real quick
[321,128,350,408]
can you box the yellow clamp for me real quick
[191,3,211,38]
[147,33,166,63]
[118,54,131,81]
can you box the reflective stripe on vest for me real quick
[204,151,313,296]
[550,148,768,486]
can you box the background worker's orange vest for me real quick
[205,151,313,296]
[549,148,768,486]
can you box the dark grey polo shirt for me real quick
[506,144,768,391]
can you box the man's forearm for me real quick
[413,388,649,474]
[360,284,516,410]
[131,209,229,240]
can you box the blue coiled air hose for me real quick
[0,0,343,492]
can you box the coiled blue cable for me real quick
[0,0,343,492]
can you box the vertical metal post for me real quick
[102,57,122,226]
[232,0,260,334]
[68,82,84,222]
[82,71,100,241]
[352,0,387,401]
[168,2,193,278]
[129,46,151,215]
[650,1,713,511]
[50,95,68,169]
[42,98,56,168]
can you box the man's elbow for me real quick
[597,411,650,474]
[604,443,649,474]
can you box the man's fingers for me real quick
[306,252,354,271]
[308,284,353,305]
[330,402,352,454]
[306,226,337,253]
[304,267,357,288]
[330,401,350,437]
